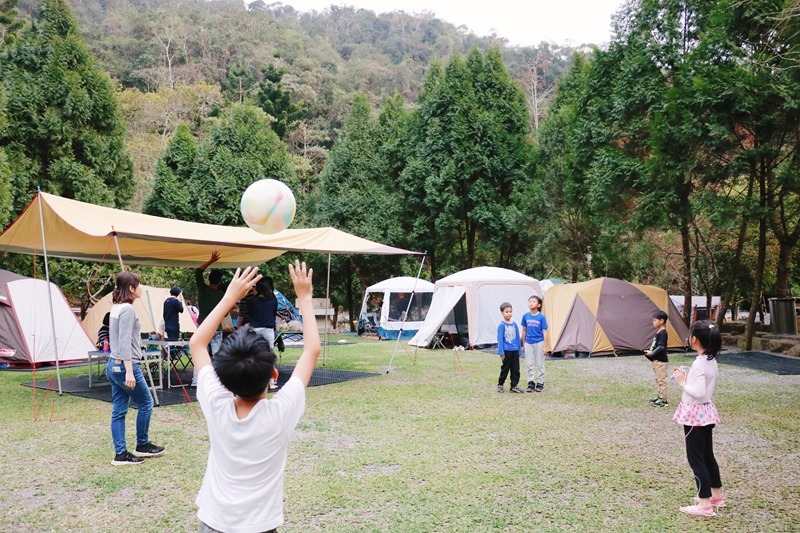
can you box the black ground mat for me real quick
[22,365,379,406]
[716,351,800,375]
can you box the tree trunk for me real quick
[345,261,355,332]
[775,241,794,297]
[680,212,692,326]
[718,164,755,327]
[745,158,769,350]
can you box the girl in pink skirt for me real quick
[672,320,725,517]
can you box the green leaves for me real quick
[0,0,134,212]
[144,103,296,227]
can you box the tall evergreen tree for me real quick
[0,88,11,227]
[400,48,534,277]
[255,64,306,139]
[196,104,296,226]
[142,123,198,220]
[313,93,409,317]
[0,0,134,213]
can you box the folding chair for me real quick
[139,344,163,406]
[431,331,447,350]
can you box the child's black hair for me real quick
[653,310,668,322]
[209,269,223,285]
[213,325,276,399]
[170,285,181,296]
[689,320,722,360]
[499,302,512,312]
[529,294,542,306]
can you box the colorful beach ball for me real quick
[240,179,296,234]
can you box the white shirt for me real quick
[195,365,306,533]
[681,354,718,405]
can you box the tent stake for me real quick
[386,252,427,373]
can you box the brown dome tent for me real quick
[544,278,689,356]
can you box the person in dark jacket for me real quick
[645,310,670,407]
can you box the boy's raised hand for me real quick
[226,267,263,302]
[288,260,313,299]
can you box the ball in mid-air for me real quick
[240,179,296,234]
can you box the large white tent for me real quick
[408,267,543,348]
[0,270,94,365]
[359,277,434,340]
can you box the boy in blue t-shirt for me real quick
[521,295,549,392]
[497,302,524,393]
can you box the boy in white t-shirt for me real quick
[189,261,320,533]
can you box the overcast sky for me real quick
[281,1,628,46]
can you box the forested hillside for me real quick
[13,0,578,207]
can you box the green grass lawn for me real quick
[1,338,798,532]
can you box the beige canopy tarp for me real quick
[0,192,417,267]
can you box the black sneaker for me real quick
[535,383,544,392]
[134,442,166,457]
[652,398,669,407]
[526,383,535,393]
[650,397,661,404]
[112,451,144,466]
[510,386,525,393]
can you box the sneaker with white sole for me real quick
[497,385,504,393]
[112,451,144,466]
[134,442,165,457]
[510,386,525,393]
[679,504,716,517]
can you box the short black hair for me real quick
[209,269,223,285]
[653,310,668,322]
[500,302,512,312]
[170,285,181,296]
[213,325,276,399]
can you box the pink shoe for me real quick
[679,504,716,517]
[694,496,726,508]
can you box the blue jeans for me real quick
[253,327,275,351]
[106,360,154,454]
[209,330,223,356]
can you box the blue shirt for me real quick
[497,320,520,355]
[521,312,548,343]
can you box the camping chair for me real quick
[358,313,378,336]
[431,330,448,349]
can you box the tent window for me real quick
[388,292,433,322]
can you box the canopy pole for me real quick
[111,228,125,270]
[321,254,332,366]
[37,189,63,394]
[386,252,427,374]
